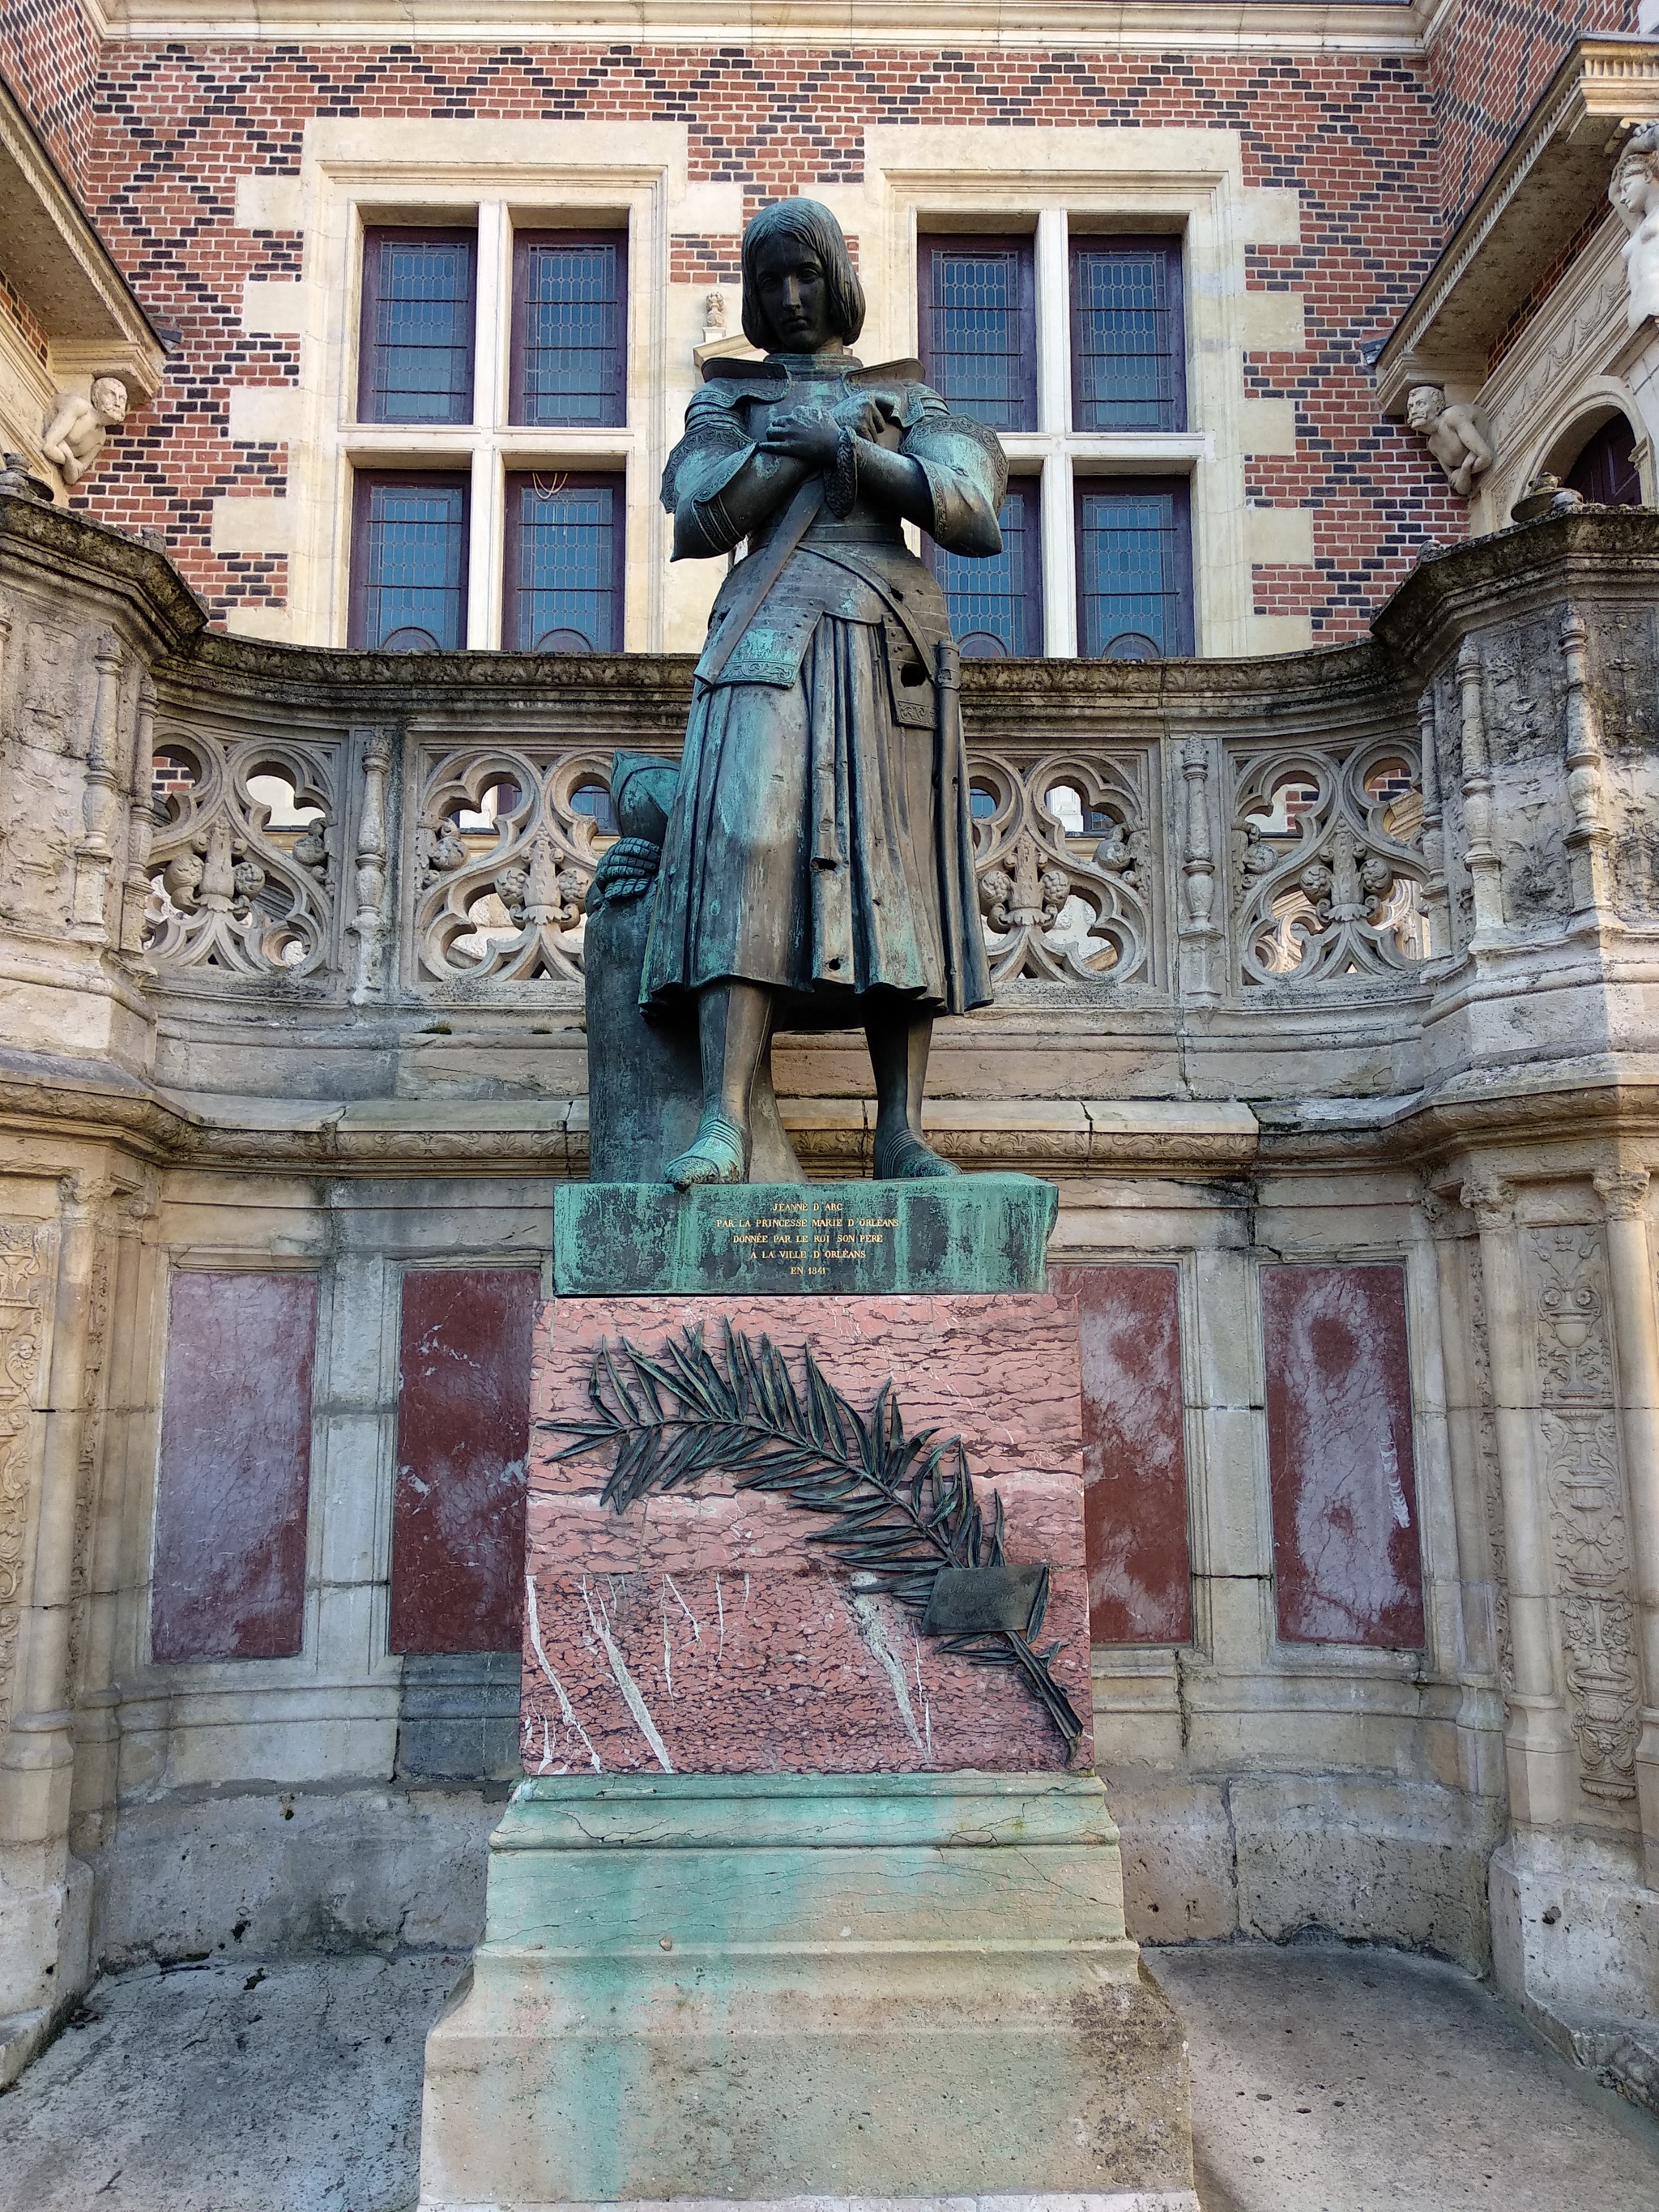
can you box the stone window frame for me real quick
[857,124,1298,657]
[272,122,699,654]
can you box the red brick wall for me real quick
[0,0,101,196]
[0,263,48,365]
[1430,0,1640,232]
[66,41,1465,639]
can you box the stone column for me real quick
[1561,610,1613,928]
[1424,1192,1504,1798]
[1458,638,1505,942]
[0,1171,106,2037]
[1175,737,1220,1000]
[1460,1174,1575,1826]
[70,1188,150,1851]
[1593,1167,1659,1883]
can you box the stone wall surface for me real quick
[3,494,1659,2098]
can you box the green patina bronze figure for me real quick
[642,197,1006,1189]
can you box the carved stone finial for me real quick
[41,377,130,488]
[702,288,727,340]
[1611,123,1659,329]
[0,451,53,502]
[1459,1174,1516,1230]
[1593,1168,1651,1219]
[1510,472,1584,523]
[1406,384,1493,498]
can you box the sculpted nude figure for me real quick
[41,378,128,486]
[1612,123,1659,329]
[1406,384,1493,498]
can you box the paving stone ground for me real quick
[0,1939,1655,2210]
[1146,1941,1659,2212]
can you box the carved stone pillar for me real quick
[119,677,156,960]
[1175,736,1219,999]
[348,725,394,1005]
[0,1172,106,2028]
[1424,1191,1505,1796]
[1418,683,1451,959]
[69,1185,150,1852]
[1457,638,1505,942]
[1562,610,1613,927]
[1594,1166,1659,1882]
[1460,1174,1575,1826]
[70,632,122,943]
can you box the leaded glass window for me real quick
[512,233,626,428]
[359,230,476,425]
[1076,480,1192,660]
[1071,241,1183,433]
[930,480,1041,658]
[918,235,1036,432]
[505,473,624,652]
[350,474,469,651]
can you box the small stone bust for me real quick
[41,376,129,487]
[1611,123,1659,328]
[1406,384,1493,498]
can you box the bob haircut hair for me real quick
[741,198,866,352]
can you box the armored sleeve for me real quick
[661,384,758,559]
[898,390,1008,559]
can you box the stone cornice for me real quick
[0,82,167,401]
[0,489,207,643]
[1369,505,1659,674]
[86,0,1427,48]
[1375,36,1659,410]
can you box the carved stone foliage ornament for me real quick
[1231,742,1427,984]
[970,754,1149,984]
[147,728,339,979]
[1530,1226,1640,1804]
[412,745,612,984]
[0,1220,53,1735]
[553,1320,1083,1751]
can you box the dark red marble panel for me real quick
[151,1271,317,1663]
[390,1268,538,1655]
[1262,1263,1425,1648]
[1052,1264,1192,1645]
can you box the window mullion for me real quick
[1034,208,1069,438]
[1041,450,1077,658]
[475,202,511,430]
[469,446,503,649]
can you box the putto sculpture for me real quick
[41,377,129,487]
[1406,383,1493,497]
[1611,122,1659,329]
[642,197,1006,1189]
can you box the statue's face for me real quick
[752,233,834,352]
[1407,386,1443,430]
[1614,152,1659,220]
[92,378,128,421]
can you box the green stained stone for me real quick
[552,1173,1057,1296]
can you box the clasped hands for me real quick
[758,393,896,469]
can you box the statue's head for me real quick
[1406,384,1445,431]
[741,198,866,353]
[91,377,129,422]
[1611,125,1659,224]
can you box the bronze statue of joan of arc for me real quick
[641,197,1007,1189]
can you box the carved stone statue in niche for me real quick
[1406,384,1493,497]
[41,378,129,488]
[1612,123,1659,329]
[637,197,1006,1189]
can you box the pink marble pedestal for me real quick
[521,1292,1094,1777]
[417,1287,1196,2212]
